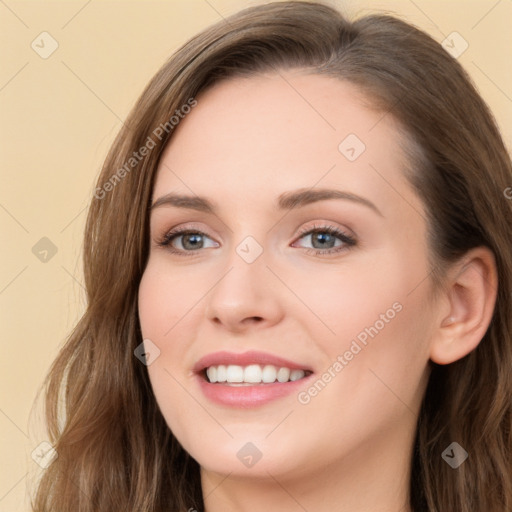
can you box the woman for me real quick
[31,1,512,511]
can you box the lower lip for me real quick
[196,373,315,408]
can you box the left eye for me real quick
[292,225,356,254]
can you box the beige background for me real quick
[1,0,511,509]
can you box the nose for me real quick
[204,248,285,333]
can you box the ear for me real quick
[429,246,498,365]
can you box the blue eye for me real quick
[293,224,356,255]
[157,229,218,254]
[156,223,356,257]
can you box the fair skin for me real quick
[137,71,497,512]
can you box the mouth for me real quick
[193,350,315,407]
[201,364,313,385]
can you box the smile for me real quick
[205,364,311,384]
[193,351,315,407]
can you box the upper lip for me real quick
[193,350,314,373]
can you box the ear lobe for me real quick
[429,247,497,365]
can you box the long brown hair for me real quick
[31,2,512,510]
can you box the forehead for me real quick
[153,72,420,219]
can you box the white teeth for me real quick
[290,369,305,381]
[204,364,307,384]
[262,365,277,383]
[277,367,291,382]
[206,366,217,383]
[217,365,227,382]
[244,364,262,383]
[226,365,244,383]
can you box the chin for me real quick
[184,435,311,479]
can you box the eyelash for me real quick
[156,223,357,257]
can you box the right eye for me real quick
[157,228,219,256]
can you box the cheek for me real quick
[291,250,425,357]
[137,266,191,389]
[137,265,203,446]
[298,245,432,407]
[310,274,432,418]
[138,270,169,339]
[294,294,431,467]
[138,261,197,340]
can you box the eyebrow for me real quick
[150,188,383,217]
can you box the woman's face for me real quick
[138,71,437,483]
